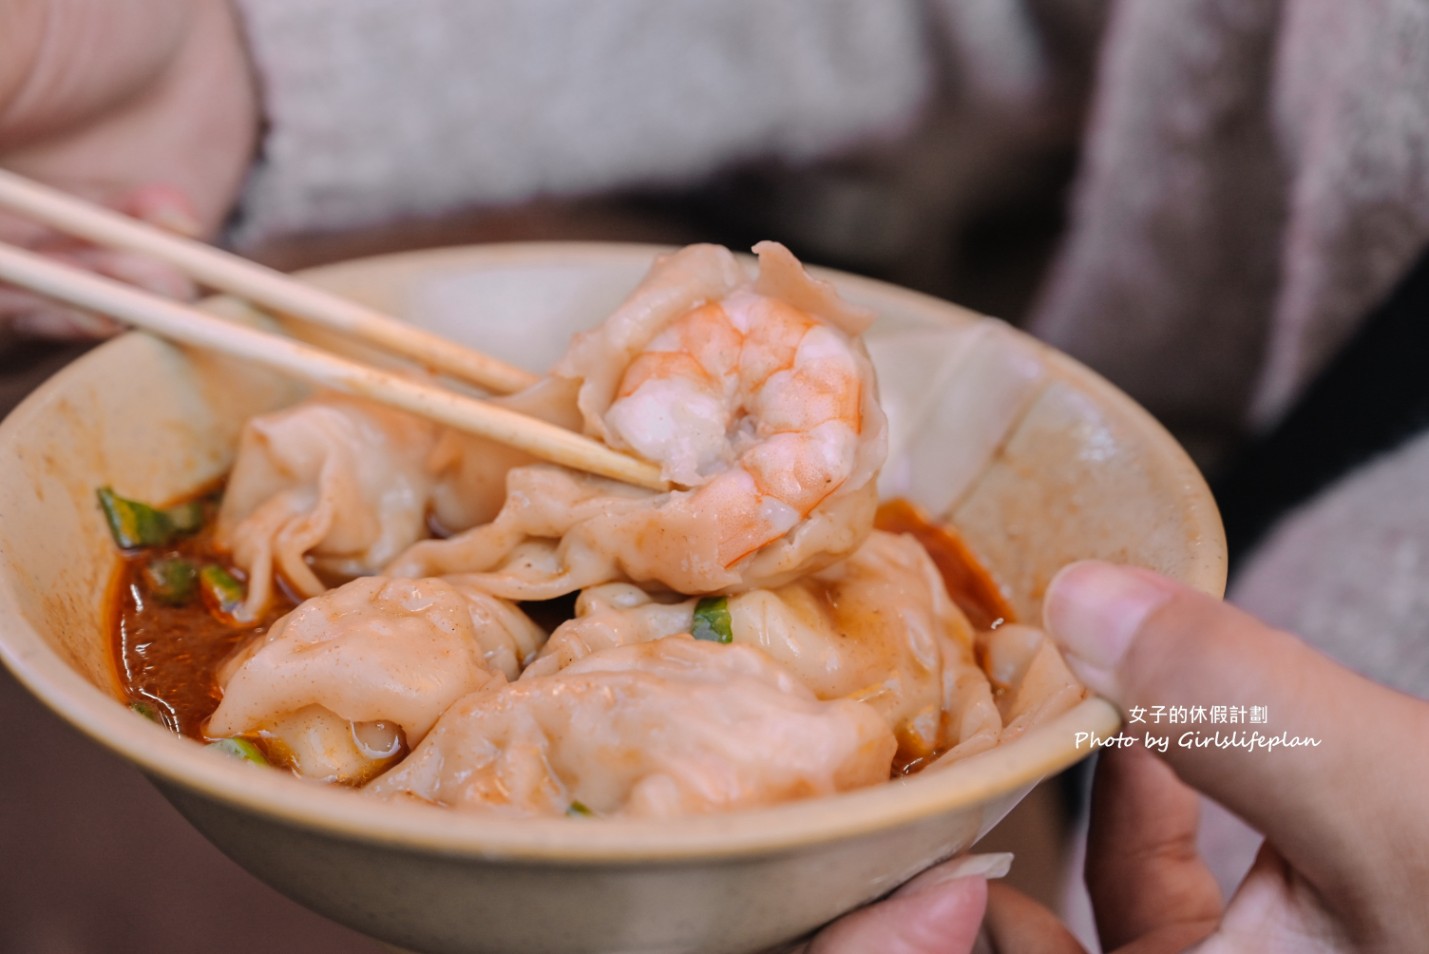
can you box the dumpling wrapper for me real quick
[977,623,1088,744]
[366,636,897,818]
[386,242,887,597]
[214,394,440,618]
[525,531,1003,766]
[215,380,583,619]
[424,377,585,534]
[208,576,545,781]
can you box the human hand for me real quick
[0,0,258,338]
[979,561,1429,952]
[805,559,1429,952]
[795,855,992,953]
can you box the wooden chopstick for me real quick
[0,241,668,492]
[0,168,539,394]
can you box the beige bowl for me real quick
[0,243,1224,954]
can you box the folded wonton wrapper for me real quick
[387,242,888,596]
[524,530,1003,767]
[367,636,897,818]
[214,395,440,618]
[215,379,584,619]
[208,576,545,782]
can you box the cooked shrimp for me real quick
[388,242,888,595]
[605,288,868,566]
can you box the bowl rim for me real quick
[0,240,1222,863]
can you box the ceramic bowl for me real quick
[0,243,1225,954]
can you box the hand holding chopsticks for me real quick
[0,168,538,395]
[0,174,667,492]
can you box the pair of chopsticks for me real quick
[0,169,667,491]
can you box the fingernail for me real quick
[96,252,197,301]
[1043,562,1177,686]
[893,853,1012,898]
[148,203,204,238]
[12,306,119,339]
[121,185,204,237]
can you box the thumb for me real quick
[1042,561,1429,909]
[805,862,992,953]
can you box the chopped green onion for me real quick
[207,737,268,765]
[130,701,159,722]
[96,486,205,549]
[164,499,206,535]
[142,556,197,606]
[691,596,733,644]
[566,800,594,817]
[97,487,174,549]
[199,564,247,618]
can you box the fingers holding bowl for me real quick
[1044,560,1429,940]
